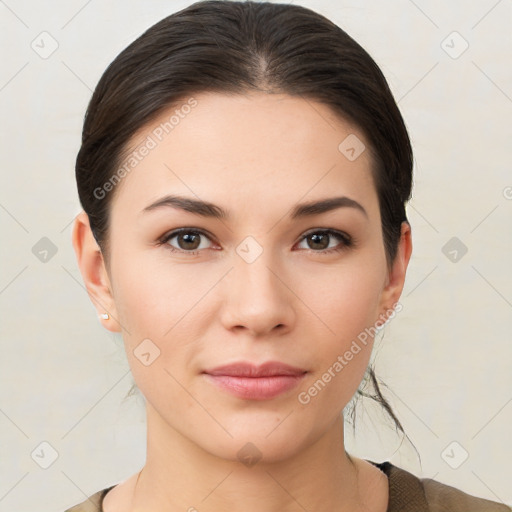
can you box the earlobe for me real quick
[377,221,413,325]
[71,211,121,333]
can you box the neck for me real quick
[131,403,377,512]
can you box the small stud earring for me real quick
[100,312,110,320]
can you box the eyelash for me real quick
[157,228,354,256]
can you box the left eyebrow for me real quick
[141,194,368,220]
[291,196,368,219]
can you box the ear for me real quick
[71,211,121,332]
[376,221,412,327]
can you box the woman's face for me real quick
[82,91,410,462]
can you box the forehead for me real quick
[111,91,378,220]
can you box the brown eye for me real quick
[160,229,213,254]
[175,232,201,250]
[297,229,353,254]
[307,232,330,250]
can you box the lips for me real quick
[202,361,307,400]
[203,361,307,378]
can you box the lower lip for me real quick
[203,373,306,400]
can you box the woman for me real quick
[67,1,509,511]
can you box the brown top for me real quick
[64,460,511,511]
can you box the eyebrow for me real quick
[142,194,368,219]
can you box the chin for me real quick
[196,418,312,465]
[208,438,304,466]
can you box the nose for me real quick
[219,248,295,337]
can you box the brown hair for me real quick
[75,0,413,444]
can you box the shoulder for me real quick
[420,476,511,512]
[374,461,511,512]
[64,486,114,512]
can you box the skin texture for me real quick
[72,91,412,512]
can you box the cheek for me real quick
[111,249,213,338]
[109,253,221,392]
[296,259,384,405]
[305,257,384,345]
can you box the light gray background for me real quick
[1,1,511,510]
